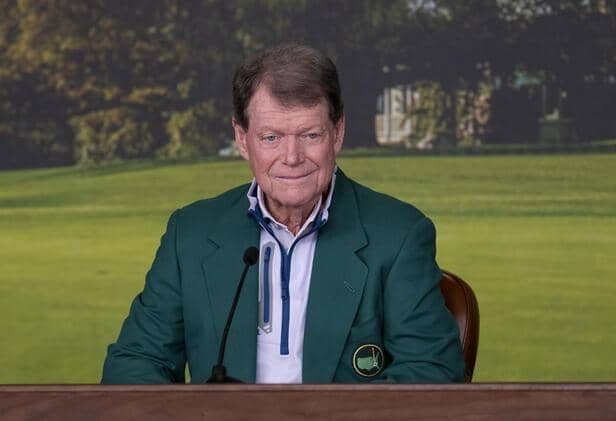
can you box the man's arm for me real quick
[101,210,186,384]
[381,216,465,382]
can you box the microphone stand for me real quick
[206,247,258,383]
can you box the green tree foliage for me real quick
[399,1,515,146]
[71,107,158,163]
[1,0,243,166]
[162,101,219,159]
[506,0,616,140]
[1,0,614,168]
[303,0,415,147]
[0,2,74,168]
[400,0,615,146]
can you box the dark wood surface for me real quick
[1,384,615,420]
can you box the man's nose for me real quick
[282,136,304,165]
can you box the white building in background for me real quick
[375,85,415,146]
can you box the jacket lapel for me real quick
[201,192,260,382]
[302,171,368,383]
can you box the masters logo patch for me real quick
[352,344,384,377]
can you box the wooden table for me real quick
[1,384,615,420]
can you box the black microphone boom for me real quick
[206,246,259,383]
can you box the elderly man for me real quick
[102,44,464,384]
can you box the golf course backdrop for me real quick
[1,153,614,383]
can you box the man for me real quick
[102,44,464,384]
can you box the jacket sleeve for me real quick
[381,216,465,383]
[101,210,186,384]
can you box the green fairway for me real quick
[1,154,615,383]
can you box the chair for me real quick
[439,270,479,382]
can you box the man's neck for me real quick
[263,196,320,236]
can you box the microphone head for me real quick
[243,246,259,266]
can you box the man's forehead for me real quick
[246,86,330,129]
[250,112,329,134]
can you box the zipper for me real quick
[250,207,325,356]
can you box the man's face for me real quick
[234,85,344,215]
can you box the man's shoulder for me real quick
[177,183,251,223]
[343,175,427,228]
[339,174,437,269]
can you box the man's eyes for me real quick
[258,132,323,143]
[262,135,279,142]
[302,132,322,141]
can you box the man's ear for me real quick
[232,118,250,161]
[333,115,345,155]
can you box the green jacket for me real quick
[102,170,465,383]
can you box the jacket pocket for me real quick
[334,317,386,382]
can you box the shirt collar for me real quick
[247,167,337,232]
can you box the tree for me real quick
[301,0,414,147]
[0,1,74,168]
[1,0,247,165]
[510,0,616,141]
[398,0,516,146]
[226,0,414,147]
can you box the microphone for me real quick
[206,246,259,383]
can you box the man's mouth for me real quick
[274,170,315,180]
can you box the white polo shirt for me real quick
[247,171,336,383]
